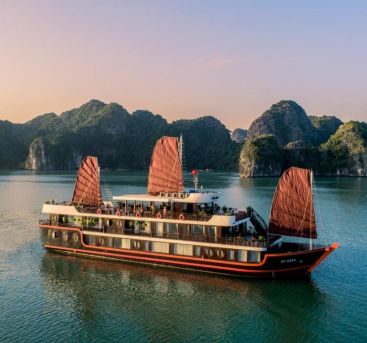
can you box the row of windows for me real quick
[83,235,261,262]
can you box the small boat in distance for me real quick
[39,136,339,278]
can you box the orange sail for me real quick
[269,167,317,238]
[72,156,103,207]
[148,136,183,195]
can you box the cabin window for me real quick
[121,238,130,249]
[151,242,169,254]
[144,241,150,251]
[192,225,203,235]
[113,238,122,248]
[145,222,151,234]
[207,226,215,237]
[167,223,178,234]
[248,251,260,263]
[194,246,201,257]
[237,250,247,262]
[174,244,193,256]
[221,226,230,237]
[86,235,96,246]
[228,250,235,260]
[178,224,190,235]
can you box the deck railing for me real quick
[44,202,249,222]
[120,229,266,247]
[39,219,266,248]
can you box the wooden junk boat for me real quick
[39,136,339,278]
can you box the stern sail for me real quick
[148,136,184,195]
[72,156,103,207]
[269,167,317,238]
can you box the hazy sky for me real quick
[0,0,366,130]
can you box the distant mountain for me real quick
[239,135,282,177]
[309,115,343,144]
[320,121,367,176]
[0,100,238,171]
[247,100,319,146]
[231,128,248,144]
[239,100,367,177]
[1,99,365,176]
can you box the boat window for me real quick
[113,238,122,248]
[194,246,201,257]
[173,244,193,256]
[192,225,203,235]
[167,223,178,234]
[178,224,190,235]
[121,238,130,249]
[228,250,235,260]
[207,226,215,236]
[237,250,247,262]
[248,251,260,263]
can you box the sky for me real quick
[0,0,366,130]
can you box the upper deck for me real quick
[113,191,219,204]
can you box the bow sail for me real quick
[72,156,103,207]
[148,136,184,195]
[269,167,317,238]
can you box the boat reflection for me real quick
[40,252,331,342]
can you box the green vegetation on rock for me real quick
[240,100,366,177]
[0,100,238,171]
[239,135,282,177]
[320,121,367,175]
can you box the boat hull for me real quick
[39,225,339,279]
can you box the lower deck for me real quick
[39,223,337,278]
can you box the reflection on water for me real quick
[0,171,366,342]
[40,252,328,343]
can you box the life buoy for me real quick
[97,237,105,246]
[216,249,225,259]
[62,231,68,242]
[204,248,214,258]
[133,240,141,249]
[96,208,102,214]
[156,212,162,219]
[136,212,142,218]
[178,214,185,220]
[117,219,123,228]
[72,233,79,242]
[51,230,57,240]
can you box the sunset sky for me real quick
[0,0,366,130]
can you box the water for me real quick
[0,170,366,343]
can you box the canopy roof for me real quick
[269,167,317,239]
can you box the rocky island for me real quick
[0,99,366,176]
[238,101,367,177]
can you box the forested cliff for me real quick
[0,99,366,176]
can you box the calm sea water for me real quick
[0,170,366,343]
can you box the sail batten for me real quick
[72,156,102,207]
[269,167,317,238]
[148,136,183,195]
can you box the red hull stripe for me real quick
[39,224,331,268]
[307,242,340,273]
[44,244,313,274]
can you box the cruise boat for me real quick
[39,136,339,278]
